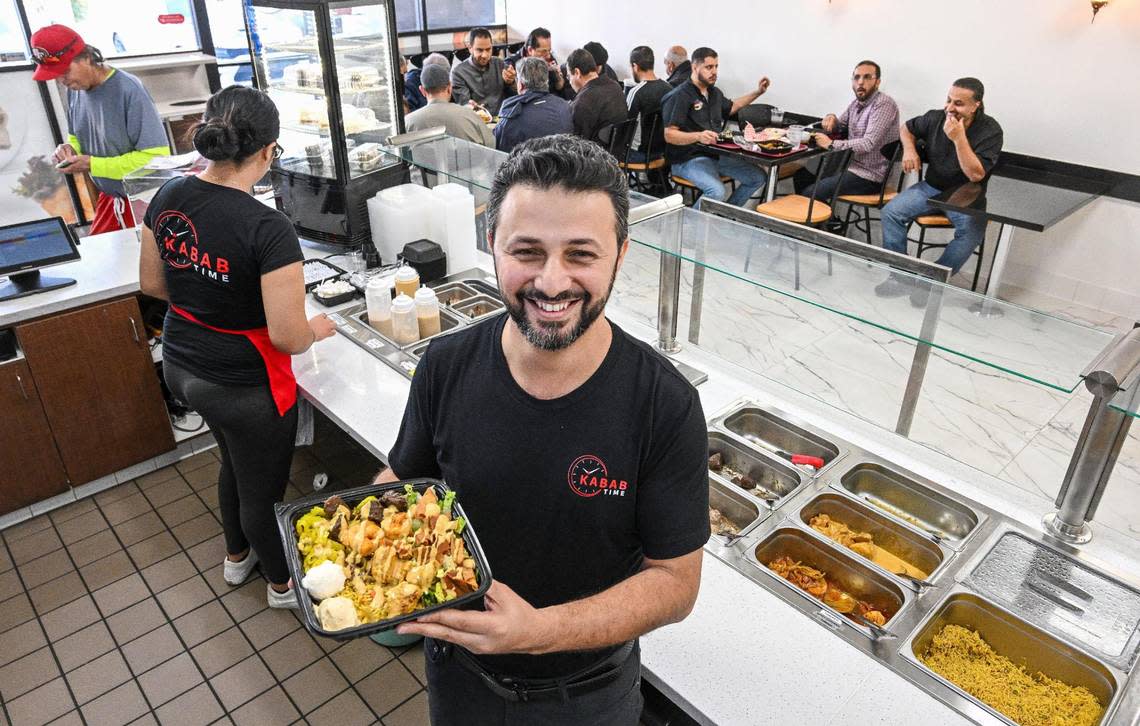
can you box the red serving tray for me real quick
[711,141,808,158]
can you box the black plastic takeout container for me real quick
[274,478,492,641]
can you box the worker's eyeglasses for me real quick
[272,142,284,160]
[31,37,78,65]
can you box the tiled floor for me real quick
[0,417,428,726]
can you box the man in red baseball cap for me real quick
[31,24,170,234]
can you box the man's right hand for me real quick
[52,143,77,164]
[309,314,337,342]
[821,114,839,134]
[902,149,922,173]
[696,130,719,145]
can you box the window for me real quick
[204,0,249,63]
[394,0,503,33]
[0,0,27,61]
[424,0,499,30]
[22,0,201,58]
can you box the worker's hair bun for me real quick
[192,118,242,161]
[191,85,281,164]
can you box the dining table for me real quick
[927,168,1106,311]
[698,115,827,202]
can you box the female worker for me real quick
[139,85,336,607]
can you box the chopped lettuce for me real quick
[404,484,419,508]
[353,495,378,514]
[440,490,456,515]
[455,516,466,534]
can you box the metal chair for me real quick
[907,164,988,291]
[839,141,903,244]
[600,117,639,164]
[618,114,669,196]
[753,148,853,227]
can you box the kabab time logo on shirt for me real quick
[567,454,628,498]
[155,210,232,283]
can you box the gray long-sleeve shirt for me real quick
[449,57,514,115]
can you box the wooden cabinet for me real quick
[0,359,69,514]
[17,297,175,486]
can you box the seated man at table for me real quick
[662,47,771,207]
[406,64,495,147]
[876,77,1003,299]
[506,27,571,99]
[796,59,899,200]
[451,27,516,115]
[495,57,573,153]
[626,45,672,162]
[664,45,691,88]
[405,53,450,112]
[568,48,627,147]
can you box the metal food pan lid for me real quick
[274,477,493,641]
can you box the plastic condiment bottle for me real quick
[414,285,441,338]
[394,264,420,299]
[390,293,419,345]
[365,277,394,338]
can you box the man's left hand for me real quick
[813,132,832,149]
[943,114,966,143]
[757,77,771,95]
[397,580,547,655]
[502,65,517,86]
[59,154,91,174]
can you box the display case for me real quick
[243,0,407,246]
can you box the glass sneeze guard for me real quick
[627,205,1113,394]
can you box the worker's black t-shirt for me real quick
[144,175,304,386]
[662,81,733,164]
[388,314,709,679]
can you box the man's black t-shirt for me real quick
[662,81,733,164]
[570,76,628,146]
[906,109,1004,191]
[626,78,672,155]
[388,315,709,679]
[144,175,304,386]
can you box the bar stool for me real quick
[753,148,853,226]
[671,174,736,207]
[618,116,669,195]
[838,141,902,244]
[912,216,988,291]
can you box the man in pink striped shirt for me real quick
[795,60,899,200]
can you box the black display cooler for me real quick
[244,0,408,247]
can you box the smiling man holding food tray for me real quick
[374,134,709,724]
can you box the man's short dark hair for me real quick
[467,27,492,46]
[525,27,551,50]
[629,46,654,72]
[487,134,629,249]
[855,59,881,79]
[953,77,985,105]
[566,48,598,77]
[583,41,609,68]
[691,47,717,66]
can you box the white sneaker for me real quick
[222,551,259,585]
[267,583,299,609]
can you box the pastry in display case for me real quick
[244,0,408,249]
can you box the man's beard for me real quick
[499,266,618,351]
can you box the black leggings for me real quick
[164,361,297,584]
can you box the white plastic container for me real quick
[366,183,434,264]
[430,183,479,274]
[390,293,419,345]
[394,264,420,299]
[414,286,442,338]
[365,277,394,338]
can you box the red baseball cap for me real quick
[30,25,86,81]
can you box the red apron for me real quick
[90,192,137,235]
[169,304,297,417]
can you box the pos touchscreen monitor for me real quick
[0,217,81,302]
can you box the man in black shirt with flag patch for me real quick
[379,134,708,725]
